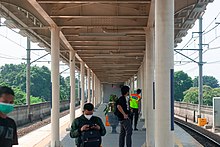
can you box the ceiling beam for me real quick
[77,50,144,53]
[79,54,144,57]
[60,26,146,29]
[38,0,151,4]
[65,36,145,41]
[82,56,143,59]
[73,45,144,47]
[73,46,145,49]
[86,63,141,65]
[68,40,145,42]
[85,59,142,61]
[50,15,149,19]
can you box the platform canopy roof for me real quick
[0,0,213,83]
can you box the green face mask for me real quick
[0,102,14,114]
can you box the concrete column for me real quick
[101,83,103,103]
[130,76,134,93]
[80,62,85,110]
[145,28,155,147]
[91,72,94,104]
[97,79,100,104]
[140,63,145,120]
[51,26,60,147]
[26,38,31,120]
[69,50,76,124]
[77,71,80,100]
[94,75,97,106]
[127,79,131,95]
[143,56,147,128]
[137,69,141,89]
[155,0,174,146]
[97,77,100,104]
[137,67,143,120]
[141,56,146,121]
[96,76,99,105]
[99,80,102,103]
[87,68,91,103]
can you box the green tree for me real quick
[0,64,26,89]
[0,84,45,105]
[0,64,52,101]
[0,64,76,102]
[193,76,219,88]
[30,66,52,101]
[65,76,78,99]
[183,85,220,106]
[174,71,193,101]
[60,76,70,100]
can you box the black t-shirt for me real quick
[116,96,130,121]
[0,117,18,147]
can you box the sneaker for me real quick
[134,128,138,131]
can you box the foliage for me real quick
[12,87,44,105]
[109,94,118,102]
[104,94,118,115]
[60,76,70,100]
[174,71,193,101]
[183,85,220,106]
[0,64,79,105]
[0,64,51,101]
[193,76,219,88]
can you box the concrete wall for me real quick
[103,84,121,103]
[8,100,70,126]
[174,101,213,125]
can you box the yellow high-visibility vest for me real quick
[130,94,141,109]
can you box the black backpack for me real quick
[80,117,101,147]
[81,129,101,147]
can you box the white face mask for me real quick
[84,114,93,120]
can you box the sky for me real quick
[174,0,220,82]
[0,0,220,82]
[0,21,71,78]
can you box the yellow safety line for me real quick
[174,136,184,147]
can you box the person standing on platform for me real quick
[70,103,106,147]
[115,85,132,147]
[129,89,142,131]
[0,86,18,147]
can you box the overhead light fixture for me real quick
[11,28,20,33]
[193,6,205,13]
[93,55,126,58]
[19,30,30,37]
[79,33,126,36]
[184,19,194,24]
[101,65,126,68]
[4,20,18,29]
[0,17,6,24]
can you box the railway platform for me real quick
[15,104,202,147]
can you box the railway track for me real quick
[175,118,220,147]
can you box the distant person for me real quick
[130,89,142,130]
[70,103,106,147]
[0,86,18,147]
[115,86,132,147]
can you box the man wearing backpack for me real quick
[129,89,142,131]
[115,86,132,147]
[0,86,18,147]
[70,103,106,147]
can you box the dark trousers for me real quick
[130,108,139,129]
[119,119,132,147]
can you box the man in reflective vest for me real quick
[129,89,142,131]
